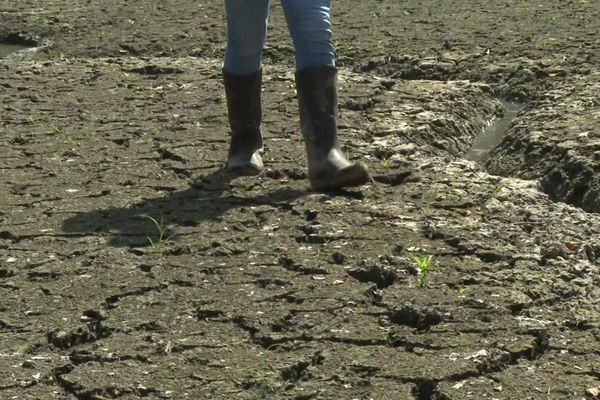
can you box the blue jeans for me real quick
[224,0,335,75]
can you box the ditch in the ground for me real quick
[0,43,29,57]
[0,33,48,58]
[464,101,524,162]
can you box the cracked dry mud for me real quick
[1,1,600,399]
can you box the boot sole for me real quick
[310,163,370,191]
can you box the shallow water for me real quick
[465,101,524,161]
[0,43,29,57]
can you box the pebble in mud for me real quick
[332,251,347,265]
[21,360,36,369]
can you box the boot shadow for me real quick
[61,167,306,247]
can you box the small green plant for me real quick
[480,179,509,207]
[48,124,64,136]
[536,36,559,46]
[332,38,340,50]
[413,255,438,287]
[265,343,282,352]
[144,215,174,249]
[96,30,108,55]
[251,369,278,394]
[48,123,75,143]
[382,158,391,169]
[492,179,508,196]
[122,72,132,88]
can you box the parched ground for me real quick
[1,1,600,399]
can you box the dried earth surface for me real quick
[1,1,600,399]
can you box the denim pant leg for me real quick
[281,0,335,71]
[223,0,270,75]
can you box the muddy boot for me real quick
[223,69,264,175]
[295,66,369,190]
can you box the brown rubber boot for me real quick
[295,66,370,190]
[223,69,264,175]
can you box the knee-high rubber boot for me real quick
[223,69,264,175]
[295,66,370,190]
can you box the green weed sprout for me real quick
[48,124,64,135]
[244,368,278,394]
[254,369,278,393]
[413,255,438,287]
[144,216,174,249]
[491,179,509,197]
[480,179,509,207]
[382,158,391,169]
[265,343,282,352]
[122,72,133,88]
[48,123,75,143]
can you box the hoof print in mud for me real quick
[47,324,112,350]
[389,305,444,330]
[347,261,399,289]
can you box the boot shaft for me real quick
[295,65,369,190]
[223,69,264,175]
[295,65,340,160]
[223,69,262,132]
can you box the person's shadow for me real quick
[62,167,307,247]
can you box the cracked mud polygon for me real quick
[1,1,600,399]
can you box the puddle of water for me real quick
[0,43,30,58]
[465,101,524,161]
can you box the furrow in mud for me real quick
[485,72,600,213]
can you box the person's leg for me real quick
[222,0,270,175]
[280,0,335,70]
[224,0,270,75]
[281,0,369,190]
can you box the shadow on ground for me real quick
[62,168,308,247]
